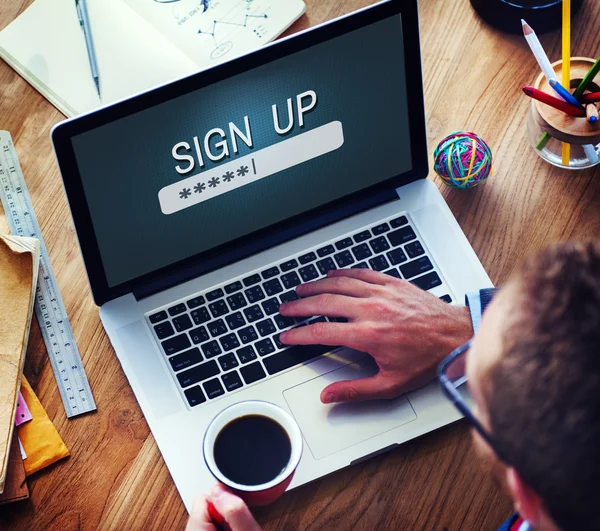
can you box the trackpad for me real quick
[283,356,417,460]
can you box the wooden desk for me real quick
[1,0,599,528]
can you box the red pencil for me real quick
[580,91,600,104]
[522,86,586,117]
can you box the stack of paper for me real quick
[0,235,40,494]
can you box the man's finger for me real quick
[280,321,362,349]
[327,268,392,285]
[210,485,262,531]
[295,276,381,298]
[186,494,216,531]
[279,293,361,319]
[320,373,404,404]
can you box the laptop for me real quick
[51,0,492,511]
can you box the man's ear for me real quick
[505,467,542,526]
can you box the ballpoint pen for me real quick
[75,0,101,99]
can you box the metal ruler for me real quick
[0,131,96,418]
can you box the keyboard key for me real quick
[227,292,247,310]
[236,345,257,364]
[154,321,174,340]
[191,307,211,325]
[280,290,299,303]
[354,230,371,243]
[262,297,280,315]
[281,271,301,289]
[149,310,168,324]
[186,296,205,309]
[162,334,191,356]
[224,281,243,294]
[388,226,417,246]
[226,312,246,330]
[208,319,228,337]
[400,257,433,279]
[261,266,280,279]
[256,318,276,337]
[222,371,243,392]
[369,255,390,271]
[206,288,224,301]
[238,325,258,344]
[317,244,335,257]
[387,248,408,265]
[219,333,240,352]
[405,240,425,258]
[263,278,283,296]
[280,259,298,271]
[255,338,276,356]
[316,257,336,275]
[189,326,209,344]
[370,236,390,254]
[177,360,220,387]
[273,333,285,350]
[352,262,369,269]
[201,340,222,358]
[384,268,402,279]
[295,264,318,283]
[169,347,203,372]
[184,386,206,407]
[203,378,225,399]
[335,237,354,250]
[308,316,327,325]
[351,243,373,261]
[243,274,261,287]
[245,285,266,303]
[240,362,267,384]
[263,344,332,375]
[218,352,239,371]
[372,222,390,235]
[298,252,316,265]
[167,303,186,317]
[411,272,442,291]
[274,313,295,330]
[244,304,264,322]
[440,294,453,303]
[334,250,355,268]
[173,314,193,333]
[390,215,408,228]
[209,299,228,318]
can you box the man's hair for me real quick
[486,241,600,531]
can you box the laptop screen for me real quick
[70,13,412,289]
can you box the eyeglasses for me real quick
[437,340,509,464]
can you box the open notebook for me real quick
[0,0,305,117]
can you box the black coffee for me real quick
[213,414,292,486]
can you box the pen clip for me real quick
[75,0,84,26]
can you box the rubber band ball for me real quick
[433,132,493,189]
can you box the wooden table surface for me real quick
[2,0,600,529]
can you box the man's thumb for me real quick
[320,374,402,404]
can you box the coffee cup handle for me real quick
[207,500,233,531]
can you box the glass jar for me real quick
[527,57,600,170]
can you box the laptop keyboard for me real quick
[146,214,452,409]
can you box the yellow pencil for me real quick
[562,0,571,166]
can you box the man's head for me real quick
[467,241,600,531]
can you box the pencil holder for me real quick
[527,57,600,169]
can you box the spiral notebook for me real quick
[0,0,305,117]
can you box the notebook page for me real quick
[0,0,198,117]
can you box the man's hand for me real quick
[279,268,472,404]
[186,485,262,531]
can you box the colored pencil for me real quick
[561,0,571,165]
[586,104,599,123]
[583,144,599,164]
[573,57,600,100]
[580,92,600,104]
[522,86,586,116]
[549,79,581,108]
[521,20,557,83]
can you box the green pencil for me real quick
[573,57,600,100]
